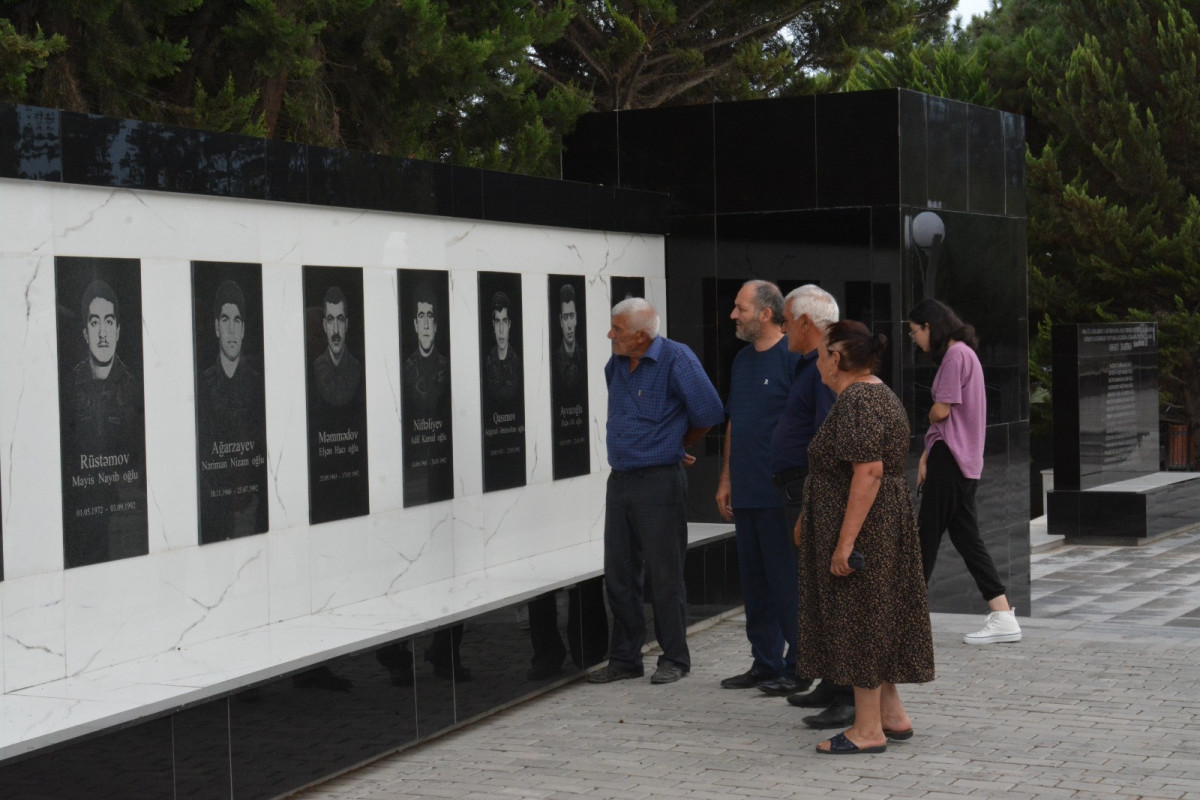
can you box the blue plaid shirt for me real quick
[605,336,724,471]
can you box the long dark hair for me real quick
[907,298,978,363]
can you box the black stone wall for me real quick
[564,90,1031,613]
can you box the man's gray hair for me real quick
[612,297,660,338]
[745,280,784,325]
[785,284,839,330]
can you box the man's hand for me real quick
[681,453,696,467]
[917,450,928,488]
[793,516,802,547]
[715,475,733,521]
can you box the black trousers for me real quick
[919,441,1006,601]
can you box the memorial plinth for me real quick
[1048,322,1200,543]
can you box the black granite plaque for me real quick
[1052,322,1159,490]
[398,269,454,506]
[191,262,269,543]
[54,257,149,568]
[610,276,645,305]
[478,272,526,492]
[303,266,370,523]
[549,275,590,480]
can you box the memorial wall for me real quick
[0,157,665,695]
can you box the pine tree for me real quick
[530,0,957,110]
[1026,0,1200,425]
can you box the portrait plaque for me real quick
[302,266,370,523]
[191,261,269,544]
[398,269,454,506]
[610,276,646,306]
[548,275,590,480]
[478,272,526,492]
[54,256,149,568]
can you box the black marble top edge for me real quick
[0,102,668,236]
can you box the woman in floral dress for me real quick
[796,320,935,754]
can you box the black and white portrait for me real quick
[610,276,646,307]
[478,272,526,492]
[549,275,590,480]
[54,256,149,568]
[192,261,269,544]
[399,269,454,506]
[303,266,370,523]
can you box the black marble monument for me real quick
[564,90,1031,613]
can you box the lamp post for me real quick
[907,211,945,300]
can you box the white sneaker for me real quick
[963,609,1022,644]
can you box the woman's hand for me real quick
[917,450,928,488]
[793,516,802,547]
[830,542,856,577]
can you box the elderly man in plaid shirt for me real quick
[588,297,724,686]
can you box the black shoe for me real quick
[757,676,806,696]
[650,663,689,684]
[802,703,857,729]
[587,663,644,683]
[786,680,842,708]
[720,668,770,689]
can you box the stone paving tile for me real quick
[295,530,1200,800]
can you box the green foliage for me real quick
[0,18,65,99]
[2,1,954,174]
[1024,0,1200,424]
[191,73,265,137]
[530,0,957,109]
[844,37,998,105]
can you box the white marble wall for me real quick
[0,178,665,693]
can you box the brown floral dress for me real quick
[795,381,935,688]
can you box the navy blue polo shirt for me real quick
[768,347,835,475]
[726,337,802,508]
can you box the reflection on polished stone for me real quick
[230,650,418,797]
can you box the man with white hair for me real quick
[756,284,855,730]
[588,297,724,686]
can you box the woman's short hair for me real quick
[907,298,978,362]
[826,319,888,374]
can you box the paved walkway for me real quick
[297,528,1200,799]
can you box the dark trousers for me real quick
[919,441,1006,601]
[603,464,690,671]
[733,506,797,677]
[528,577,609,669]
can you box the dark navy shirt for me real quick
[605,336,724,471]
[768,348,835,474]
[726,337,801,508]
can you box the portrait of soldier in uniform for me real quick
[313,285,363,408]
[69,279,139,446]
[484,290,522,404]
[403,281,450,416]
[303,268,369,523]
[56,258,149,569]
[549,277,590,480]
[553,282,586,400]
[478,273,526,493]
[194,273,268,542]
